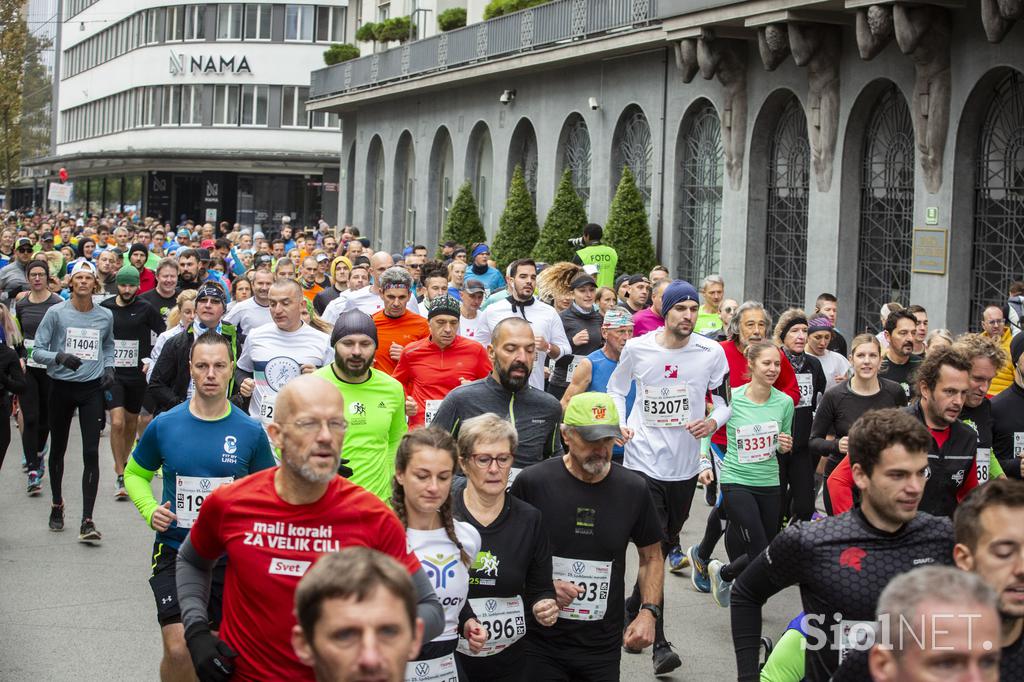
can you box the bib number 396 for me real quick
[457,596,526,657]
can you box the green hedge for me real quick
[492,166,539,272]
[483,0,550,20]
[323,43,360,65]
[533,168,587,264]
[604,167,656,276]
[437,7,467,31]
[441,182,487,251]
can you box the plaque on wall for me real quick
[912,227,948,275]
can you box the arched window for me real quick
[612,106,653,212]
[394,132,415,247]
[466,123,493,227]
[763,97,810,318]
[971,70,1024,319]
[558,114,591,206]
[855,86,915,334]
[366,136,385,242]
[676,101,723,283]
[428,127,454,244]
[508,118,538,204]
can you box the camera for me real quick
[567,236,584,248]
[588,97,599,110]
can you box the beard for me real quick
[580,454,610,477]
[336,353,372,379]
[497,361,530,392]
[284,452,339,484]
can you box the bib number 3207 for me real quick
[641,386,690,428]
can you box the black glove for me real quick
[55,352,83,370]
[100,367,116,390]
[338,457,353,479]
[184,623,237,682]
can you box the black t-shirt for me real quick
[827,330,848,357]
[992,383,1024,480]
[730,509,955,682]
[101,297,166,375]
[313,286,341,315]
[810,378,908,468]
[510,458,663,658]
[139,288,179,322]
[784,350,827,449]
[14,293,63,340]
[879,353,923,402]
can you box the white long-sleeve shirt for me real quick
[606,330,731,481]
[476,297,571,390]
[321,286,421,324]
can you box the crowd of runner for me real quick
[2,208,1024,682]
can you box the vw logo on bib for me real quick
[415,663,430,676]
[486,599,497,613]
[199,479,213,492]
[660,387,670,397]
[572,561,586,574]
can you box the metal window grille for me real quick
[618,109,652,211]
[676,102,723,283]
[563,116,591,205]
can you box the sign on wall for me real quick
[169,52,252,75]
[912,227,948,275]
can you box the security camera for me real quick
[588,97,599,110]
[499,89,516,105]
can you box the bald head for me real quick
[274,375,344,424]
[492,317,533,345]
[370,252,394,272]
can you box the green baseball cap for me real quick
[563,392,621,441]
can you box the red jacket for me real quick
[393,335,492,428]
[711,339,800,446]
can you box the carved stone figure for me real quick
[676,38,700,83]
[789,23,841,192]
[894,4,952,193]
[758,24,791,70]
[855,4,894,60]
[981,0,1024,43]
[696,33,748,190]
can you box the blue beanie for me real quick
[660,280,700,314]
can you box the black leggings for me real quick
[48,378,105,520]
[0,396,13,471]
[779,446,815,525]
[719,485,781,583]
[20,366,51,472]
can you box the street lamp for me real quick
[409,8,432,42]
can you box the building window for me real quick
[560,115,591,206]
[164,85,181,125]
[676,101,723,284]
[145,8,163,45]
[214,84,241,125]
[316,6,347,42]
[763,97,810,319]
[311,110,340,129]
[240,85,268,126]
[244,4,272,40]
[971,70,1024,322]
[613,107,652,212]
[355,0,364,28]
[166,5,184,41]
[218,4,244,40]
[185,5,206,41]
[378,3,390,22]
[282,85,309,127]
[285,5,315,41]
[855,86,914,334]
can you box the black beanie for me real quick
[330,310,378,347]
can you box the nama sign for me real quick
[169,52,252,75]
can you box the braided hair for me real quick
[391,426,471,567]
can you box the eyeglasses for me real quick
[468,453,514,469]
[17,247,33,253]
[985,319,1005,326]
[285,418,347,435]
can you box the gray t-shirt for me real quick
[32,299,115,382]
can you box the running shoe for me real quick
[115,475,128,500]
[686,544,710,593]
[27,471,42,496]
[652,642,682,675]
[48,504,64,532]
[79,519,102,543]
[709,559,732,608]
[667,545,689,574]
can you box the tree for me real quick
[355,22,378,43]
[441,181,486,250]
[0,0,28,199]
[374,16,415,43]
[437,7,467,31]
[19,32,52,163]
[483,0,550,20]
[323,43,360,65]
[604,167,656,276]
[534,168,587,264]
[492,166,539,272]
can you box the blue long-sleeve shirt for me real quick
[33,299,115,381]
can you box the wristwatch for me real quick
[640,603,663,620]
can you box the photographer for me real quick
[571,223,618,289]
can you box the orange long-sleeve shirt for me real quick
[371,309,430,376]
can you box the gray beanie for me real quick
[330,310,379,347]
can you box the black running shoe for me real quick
[78,519,102,543]
[653,642,682,675]
[49,504,64,532]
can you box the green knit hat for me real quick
[116,265,140,286]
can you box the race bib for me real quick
[552,556,611,621]
[424,399,442,426]
[641,385,690,428]
[258,396,276,422]
[735,422,779,464]
[564,355,582,384]
[24,338,44,369]
[1015,433,1024,459]
[838,620,875,664]
[404,653,457,682]
[114,339,139,368]
[796,373,813,409]
[977,448,991,485]
[175,475,233,529]
[457,596,526,657]
[65,327,99,361]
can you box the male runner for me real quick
[813,293,848,357]
[392,294,491,428]
[631,279,667,337]
[954,334,1008,488]
[458,278,487,343]
[992,333,1024,478]
[223,268,274,339]
[512,392,664,679]
[729,408,955,681]
[32,259,115,540]
[175,375,443,681]
[878,309,922,401]
[606,279,731,673]
[314,310,406,501]
[694,274,725,335]
[236,279,332,429]
[476,259,570,391]
[138,258,180,321]
[125,332,274,682]
[101,265,165,498]
[370,266,429,376]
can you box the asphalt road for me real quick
[0,423,801,681]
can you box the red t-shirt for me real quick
[371,310,430,376]
[392,335,492,427]
[188,468,420,682]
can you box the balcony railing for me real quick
[310,0,661,100]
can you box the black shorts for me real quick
[105,373,147,414]
[525,636,619,681]
[635,471,699,547]
[149,542,226,628]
